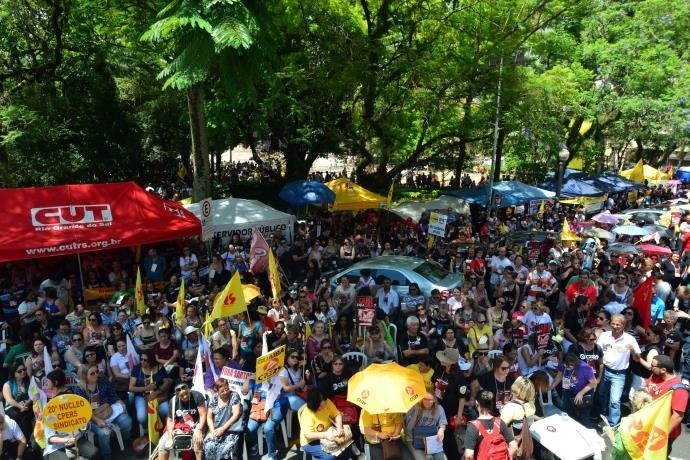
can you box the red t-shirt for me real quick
[645,375,689,439]
[565,281,597,305]
[469,258,486,275]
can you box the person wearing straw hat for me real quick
[433,347,472,460]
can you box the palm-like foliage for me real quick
[142,0,257,200]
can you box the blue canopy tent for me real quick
[582,173,645,193]
[676,167,690,183]
[443,180,554,207]
[539,178,606,197]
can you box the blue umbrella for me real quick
[279,180,336,206]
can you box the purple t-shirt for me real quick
[557,361,594,396]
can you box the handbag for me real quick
[332,395,358,425]
[320,425,354,456]
[381,439,402,460]
[570,393,593,407]
[375,414,402,460]
[514,402,534,460]
[93,403,113,420]
[172,431,193,450]
[412,425,438,450]
[249,400,268,422]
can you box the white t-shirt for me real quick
[490,256,513,285]
[109,353,130,376]
[596,331,640,371]
[447,297,463,315]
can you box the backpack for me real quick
[471,417,510,460]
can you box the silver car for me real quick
[329,255,463,297]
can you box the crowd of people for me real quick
[0,178,689,460]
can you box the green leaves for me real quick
[142,16,214,43]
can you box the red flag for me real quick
[632,276,654,328]
[249,228,270,274]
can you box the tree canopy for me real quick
[0,0,687,193]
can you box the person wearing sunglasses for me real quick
[74,364,133,460]
[129,349,173,440]
[363,325,396,364]
[64,332,87,373]
[82,345,108,378]
[467,313,493,358]
[157,383,207,460]
[84,313,108,347]
[2,362,34,440]
[470,354,516,416]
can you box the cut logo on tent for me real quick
[31,205,112,227]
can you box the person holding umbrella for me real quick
[360,409,406,460]
[347,361,426,458]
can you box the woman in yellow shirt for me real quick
[360,409,408,459]
[466,312,494,356]
[299,388,353,459]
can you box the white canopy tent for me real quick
[391,195,470,222]
[185,198,295,243]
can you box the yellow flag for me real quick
[268,249,282,301]
[538,200,545,215]
[560,217,581,242]
[213,271,247,318]
[135,267,146,316]
[304,321,312,341]
[176,278,185,326]
[147,373,164,444]
[177,163,188,181]
[619,390,672,460]
[386,181,394,209]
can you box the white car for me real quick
[329,255,462,297]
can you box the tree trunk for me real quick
[282,146,312,181]
[493,128,505,182]
[187,85,212,202]
[455,140,467,182]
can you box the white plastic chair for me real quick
[257,417,289,456]
[538,389,560,417]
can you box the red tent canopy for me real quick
[0,182,201,262]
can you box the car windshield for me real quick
[413,261,453,284]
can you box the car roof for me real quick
[341,255,425,270]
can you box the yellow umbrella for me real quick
[242,284,261,302]
[346,362,426,414]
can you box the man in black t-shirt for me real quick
[398,316,429,366]
[158,383,207,460]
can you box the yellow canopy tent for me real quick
[325,177,388,211]
[620,160,671,182]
